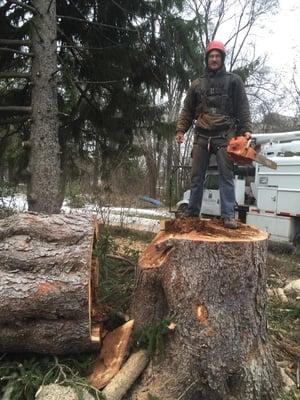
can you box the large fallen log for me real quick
[0,212,102,354]
[130,218,281,400]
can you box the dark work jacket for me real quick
[176,66,252,138]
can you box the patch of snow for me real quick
[1,194,174,233]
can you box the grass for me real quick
[132,316,176,359]
[267,251,300,398]
[0,353,103,400]
[267,298,300,336]
[95,227,139,316]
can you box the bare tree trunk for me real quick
[0,213,101,354]
[28,0,61,213]
[92,137,100,193]
[130,219,281,400]
[141,133,163,199]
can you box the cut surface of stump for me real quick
[0,212,102,354]
[130,218,281,400]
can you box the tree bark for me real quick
[28,0,61,213]
[0,213,101,354]
[130,219,281,400]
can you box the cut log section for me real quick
[0,212,102,354]
[102,350,149,400]
[130,218,281,400]
[88,320,135,389]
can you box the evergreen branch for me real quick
[187,0,206,52]
[60,44,125,52]
[0,39,31,46]
[57,15,138,32]
[0,47,33,57]
[7,0,38,15]
[0,72,31,79]
[66,0,135,46]
[110,0,132,15]
[0,117,30,126]
[0,125,25,148]
[57,54,99,114]
[74,80,121,85]
[0,106,32,113]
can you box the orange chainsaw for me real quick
[227,136,277,170]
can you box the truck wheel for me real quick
[293,231,300,246]
[175,203,188,218]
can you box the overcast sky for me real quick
[255,0,299,81]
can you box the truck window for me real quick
[204,174,219,190]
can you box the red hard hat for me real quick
[205,40,226,56]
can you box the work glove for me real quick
[243,131,252,140]
[176,131,184,144]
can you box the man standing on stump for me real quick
[175,40,252,229]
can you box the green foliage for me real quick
[278,391,300,400]
[147,394,161,400]
[94,227,142,317]
[95,227,117,263]
[0,180,17,218]
[65,180,87,208]
[0,180,15,198]
[232,58,261,83]
[267,298,300,334]
[0,353,103,400]
[132,316,175,359]
[0,0,204,194]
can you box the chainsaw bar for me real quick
[253,153,277,170]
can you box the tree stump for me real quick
[0,212,102,354]
[130,218,281,400]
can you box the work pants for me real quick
[187,135,235,218]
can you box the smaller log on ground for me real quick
[0,212,102,354]
[130,218,281,400]
[102,350,149,400]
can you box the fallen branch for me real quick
[273,335,300,360]
[106,253,136,269]
[297,361,299,388]
[102,350,149,400]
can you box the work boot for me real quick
[223,217,237,229]
[183,211,200,218]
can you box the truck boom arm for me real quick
[252,130,300,145]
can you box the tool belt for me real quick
[195,112,234,131]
